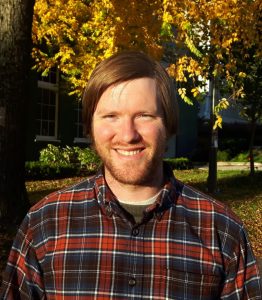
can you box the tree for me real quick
[162,0,261,191]
[236,50,262,176]
[231,1,262,176]
[32,0,261,109]
[0,0,35,223]
[32,0,164,95]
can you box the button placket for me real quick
[105,204,113,217]
[128,277,136,287]
[131,227,139,236]
[128,225,140,292]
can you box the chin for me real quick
[106,164,161,186]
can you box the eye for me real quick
[137,113,154,119]
[103,114,117,119]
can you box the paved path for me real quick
[196,162,262,171]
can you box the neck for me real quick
[104,168,164,204]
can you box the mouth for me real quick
[115,148,144,157]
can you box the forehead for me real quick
[95,78,160,112]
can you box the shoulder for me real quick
[29,175,97,214]
[174,180,244,239]
[174,180,249,259]
[23,175,101,237]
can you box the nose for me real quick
[119,117,140,143]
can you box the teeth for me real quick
[117,149,141,156]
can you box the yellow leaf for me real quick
[239,72,247,78]
[213,115,222,129]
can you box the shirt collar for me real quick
[93,163,179,221]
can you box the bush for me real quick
[25,161,79,180]
[231,149,262,163]
[40,144,79,164]
[164,157,193,170]
[255,149,262,163]
[219,138,248,158]
[231,152,249,162]
[39,144,101,168]
[217,150,230,161]
[26,144,101,180]
[75,147,101,173]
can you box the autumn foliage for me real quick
[163,0,261,121]
[32,0,261,108]
[32,0,164,95]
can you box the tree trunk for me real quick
[207,77,218,193]
[0,0,35,224]
[249,119,257,177]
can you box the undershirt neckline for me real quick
[117,190,162,206]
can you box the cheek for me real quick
[93,123,115,142]
[139,124,167,142]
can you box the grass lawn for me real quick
[1,169,261,283]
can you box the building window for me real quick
[35,70,59,141]
[73,101,90,144]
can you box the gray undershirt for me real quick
[119,203,148,223]
[117,191,161,223]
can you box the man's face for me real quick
[92,77,167,187]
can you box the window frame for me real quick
[35,70,60,142]
[73,100,90,144]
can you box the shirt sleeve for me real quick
[0,213,45,299]
[221,225,262,299]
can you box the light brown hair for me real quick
[82,51,178,138]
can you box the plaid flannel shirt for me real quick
[1,166,261,299]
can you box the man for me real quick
[1,51,261,299]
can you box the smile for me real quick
[116,149,142,156]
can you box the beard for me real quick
[93,139,166,187]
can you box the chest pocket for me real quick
[161,269,222,300]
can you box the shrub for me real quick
[219,138,248,158]
[75,147,101,173]
[26,144,101,180]
[39,144,81,164]
[39,144,101,168]
[25,161,79,180]
[231,152,249,162]
[61,145,79,164]
[255,149,262,163]
[39,144,66,164]
[217,150,230,161]
[164,157,192,170]
[231,149,262,163]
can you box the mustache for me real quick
[92,139,149,149]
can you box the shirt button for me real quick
[128,277,136,287]
[132,228,139,236]
[106,205,113,217]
